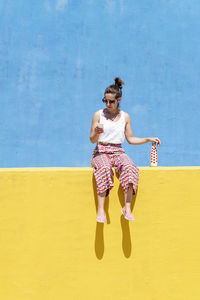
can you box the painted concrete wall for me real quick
[0,167,199,299]
[1,1,200,167]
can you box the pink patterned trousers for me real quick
[91,143,139,196]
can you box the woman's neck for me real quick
[105,108,119,115]
[103,108,120,121]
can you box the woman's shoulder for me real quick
[92,110,102,121]
[122,111,131,122]
[121,110,128,117]
[93,109,102,114]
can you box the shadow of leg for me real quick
[92,175,110,259]
[120,215,132,258]
[116,174,139,258]
[92,175,105,259]
[117,183,132,258]
[94,223,104,260]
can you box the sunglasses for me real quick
[102,97,117,104]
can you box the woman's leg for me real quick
[96,191,106,221]
[91,153,113,221]
[113,153,139,194]
[113,153,139,220]
[123,183,135,220]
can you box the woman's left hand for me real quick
[148,137,161,146]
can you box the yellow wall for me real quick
[0,167,200,300]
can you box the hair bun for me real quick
[114,77,124,89]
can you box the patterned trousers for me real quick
[91,143,139,195]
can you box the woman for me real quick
[90,77,161,223]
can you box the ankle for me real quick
[125,203,131,209]
[97,209,105,214]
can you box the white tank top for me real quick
[98,109,126,144]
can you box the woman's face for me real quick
[104,93,121,112]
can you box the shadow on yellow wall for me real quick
[93,173,138,260]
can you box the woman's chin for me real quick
[107,107,114,112]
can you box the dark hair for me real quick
[104,77,124,99]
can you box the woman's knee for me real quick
[121,163,132,171]
[100,164,112,173]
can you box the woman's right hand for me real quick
[95,126,104,135]
[90,112,104,143]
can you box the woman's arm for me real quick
[125,113,161,146]
[90,111,104,143]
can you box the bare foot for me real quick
[121,207,135,221]
[96,210,107,223]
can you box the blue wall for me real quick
[1,0,200,167]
